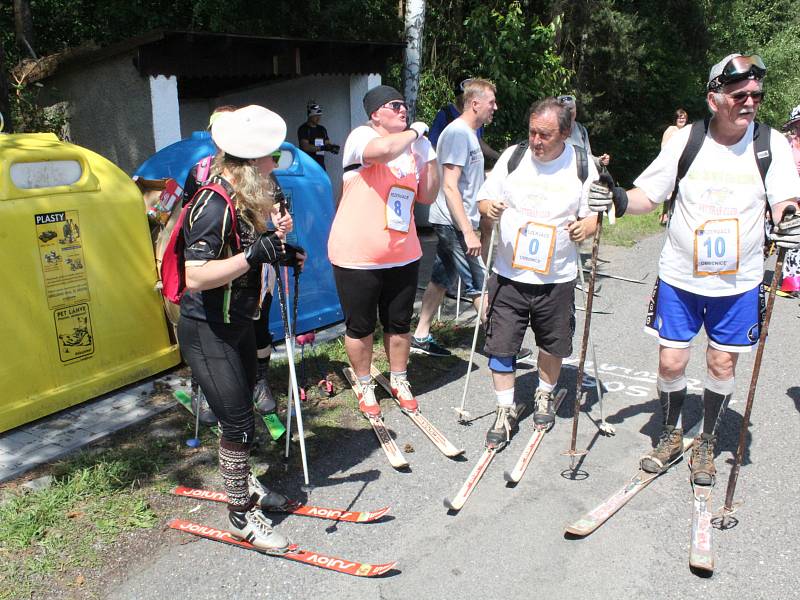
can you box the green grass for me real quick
[0,439,178,600]
[601,210,663,247]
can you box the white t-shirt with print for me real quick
[477,143,597,285]
[634,122,800,296]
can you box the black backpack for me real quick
[667,117,772,219]
[506,141,589,183]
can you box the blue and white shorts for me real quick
[644,278,762,353]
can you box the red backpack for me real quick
[160,182,241,304]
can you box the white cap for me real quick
[211,105,287,159]
[707,53,742,89]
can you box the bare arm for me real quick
[774,199,799,222]
[363,130,418,164]
[623,187,660,215]
[417,158,441,205]
[185,254,251,292]
[442,163,481,255]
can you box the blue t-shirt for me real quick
[429,103,484,148]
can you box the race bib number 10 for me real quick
[694,218,739,276]
[512,221,556,273]
[385,185,415,233]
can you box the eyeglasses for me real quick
[724,90,765,103]
[382,101,407,112]
[709,55,766,90]
[270,152,282,162]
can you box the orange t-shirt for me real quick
[328,126,423,268]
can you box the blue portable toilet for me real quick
[134,133,343,340]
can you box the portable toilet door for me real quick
[0,133,180,433]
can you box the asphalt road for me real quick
[110,233,800,600]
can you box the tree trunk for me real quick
[0,42,13,132]
[402,0,426,121]
[14,0,37,59]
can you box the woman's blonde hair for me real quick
[211,151,275,233]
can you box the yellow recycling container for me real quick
[0,133,180,433]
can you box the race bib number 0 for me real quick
[385,185,415,233]
[512,221,556,273]
[694,219,739,276]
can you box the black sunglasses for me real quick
[725,90,765,103]
[382,101,407,112]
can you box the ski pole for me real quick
[454,226,495,423]
[277,265,310,488]
[575,243,615,436]
[721,205,796,523]
[563,211,603,469]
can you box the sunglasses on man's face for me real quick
[724,90,765,103]
[382,101,407,112]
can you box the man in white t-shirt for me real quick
[411,79,497,357]
[589,54,800,486]
[477,97,600,448]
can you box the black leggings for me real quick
[177,317,257,444]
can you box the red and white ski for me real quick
[503,389,567,483]
[342,367,409,469]
[370,365,464,458]
[443,446,496,512]
[168,519,396,577]
[565,421,701,537]
[172,486,390,523]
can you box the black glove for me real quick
[323,144,340,155]
[281,244,306,272]
[244,232,285,268]
[588,172,628,218]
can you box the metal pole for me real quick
[455,227,495,422]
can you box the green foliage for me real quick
[464,2,570,148]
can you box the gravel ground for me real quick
[107,232,800,600]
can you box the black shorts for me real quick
[333,261,420,339]
[484,274,576,358]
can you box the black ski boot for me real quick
[253,359,276,415]
[191,381,218,427]
[689,433,717,486]
[640,426,683,473]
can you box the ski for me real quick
[689,484,715,572]
[370,365,464,458]
[168,519,396,577]
[174,390,220,437]
[582,268,649,285]
[443,446,496,512]
[342,367,409,469]
[172,485,390,523]
[503,389,567,483]
[565,420,701,536]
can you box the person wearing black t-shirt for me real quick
[297,102,339,171]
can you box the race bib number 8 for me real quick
[385,185,415,233]
[512,221,556,273]
[694,219,739,276]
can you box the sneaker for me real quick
[390,376,418,412]
[247,473,290,511]
[253,361,276,415]
[533,389,555,430]
[485,405,519,449]
[516,347,533,361]
[191,385,218,428]
[640,426,684,474]
[410,335,452,357]
[355,378,381,417]
[689,433,717,486]
[228,505,290,553]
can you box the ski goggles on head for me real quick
[708,55,766,91]
[557,95,576,106]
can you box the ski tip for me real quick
[364,506,391,521]
[564,525,591,538]
[443,498,460,512]
[502,470,518,484]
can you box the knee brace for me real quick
[488,354,516,373]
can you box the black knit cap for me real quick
[363,85,404,118]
